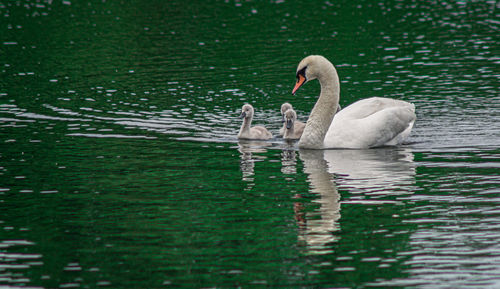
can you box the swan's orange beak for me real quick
[292,74,306,95]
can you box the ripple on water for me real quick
[0,81,292,144]
[1,0,499,288]
[370,146,500,288]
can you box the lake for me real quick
[1,0,499,288]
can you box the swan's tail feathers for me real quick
[399,119,416,145]
[386,107,416,146]
[408,102,416,113]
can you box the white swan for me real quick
[283,108,305,140]
[238,104,272,140]
[292,55,416,149]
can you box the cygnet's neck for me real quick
[284,123,295,138]
[298,63,340,149]
[240,115,252,134]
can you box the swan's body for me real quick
[238,104,272,140]
[324,97,415,148]
[283,108,305,140]
[292,55,416,149]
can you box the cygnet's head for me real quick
[284,109,297,129]
[240,104,254,119]
[292,55,335,94]
[281,102,293,122]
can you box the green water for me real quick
[1,0,499,288]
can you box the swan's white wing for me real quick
[335,97,413,120]
[324,98,416,148]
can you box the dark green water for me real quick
[1,0,499,288]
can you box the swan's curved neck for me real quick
[298,63,340,149]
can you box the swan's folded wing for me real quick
[325,105,415,148]
[336,97,414,120]
[364,106,416,147]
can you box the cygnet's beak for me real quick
[239,112,246,119]
[292,74,306,95]
[286,119,293,129]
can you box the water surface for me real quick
[1,0,499,288]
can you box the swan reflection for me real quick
[323,147,416,196]
[297,150,341,255]
[296,147,416,254]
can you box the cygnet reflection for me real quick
[297,150,341,255]
[281,149,297,175]
[323,147,416,197]
[237,140,271,183]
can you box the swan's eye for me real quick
[296,66,307,80]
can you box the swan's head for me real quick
[284,108,297,129]
[292,55,333,95]
[280,102,292,122]
[239,104,254,119]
